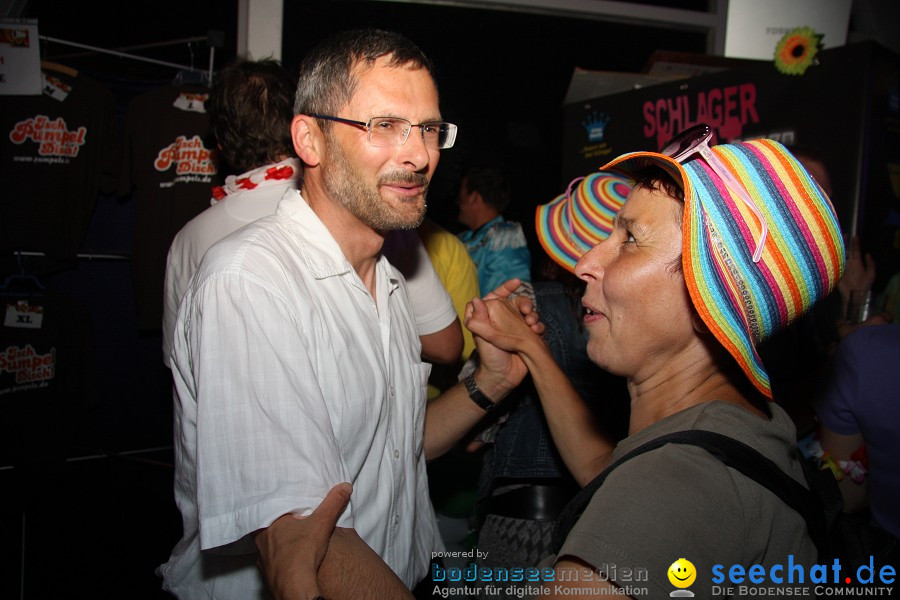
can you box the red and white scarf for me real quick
[211,158,301,203]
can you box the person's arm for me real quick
[254,483,413,600]
[419,318,464,364]
[817,425,868,513]
[465,297,614,485]
[423,279,539,460]
[384,229,463,363]
[837,235,876,317]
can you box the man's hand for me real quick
[460,279,545,399]
[255,483,352,600]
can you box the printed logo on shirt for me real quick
[0,344,55,393]
[9,114,87,158]
[154,134,217,183]
[172,92,208,113]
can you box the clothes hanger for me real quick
[172,41,210,86]
[40,60,78,77]
[1,255,46,298]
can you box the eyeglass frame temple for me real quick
[666,126,768,264]
[694,145,769,263]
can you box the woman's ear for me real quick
[691,309,710,335]
[291,114,321,167]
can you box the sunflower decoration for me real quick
[774,26,824,75]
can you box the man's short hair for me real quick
[207,57,296,173]
[464,166,511,212]
[293,29,435,125]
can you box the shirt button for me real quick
[394,514,399,524]
[390,386,395,396]
[394,449,400,459]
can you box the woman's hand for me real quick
[463,279,546,399]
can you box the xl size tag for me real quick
[4,301,43,329]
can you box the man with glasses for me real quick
[159,29,538,600]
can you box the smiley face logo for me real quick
[668,558,696,588]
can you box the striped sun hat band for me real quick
[601,138,845,398]
[535,172,632,272]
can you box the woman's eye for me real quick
[625,232,636,244]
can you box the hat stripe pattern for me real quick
[535,173,630,272]
[682,139,845,396]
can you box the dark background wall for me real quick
[3,1,898,597]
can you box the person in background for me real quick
[158,30,540,599]
[419,217,480,365]
[814,323,900,541]
[457,165,532,293]
[466,129,842,597]
[162,56,462,370]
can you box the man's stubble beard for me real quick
[322,133,428,231]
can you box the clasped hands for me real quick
[464,278,547,397]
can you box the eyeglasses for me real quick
[661,124,768,263]
[310,114,458,150]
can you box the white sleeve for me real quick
[383,230,456,336]
[179,272,353,551]
[162,232,189,368]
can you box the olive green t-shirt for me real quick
[552,401,818,599]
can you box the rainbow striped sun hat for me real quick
[535,172,632,272]
[601,138,845,398]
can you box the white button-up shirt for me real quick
[159,190,441,599]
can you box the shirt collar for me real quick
[276,190,399,292]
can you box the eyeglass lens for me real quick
[660,124,713,160]
[369,118,455,149]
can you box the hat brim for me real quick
[535,173,631,273]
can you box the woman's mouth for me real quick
[582,303,606,323]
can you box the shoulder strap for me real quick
[550,430,830,558]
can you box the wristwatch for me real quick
[464,372,495,412]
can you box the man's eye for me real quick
[375,120,398,130]
[625,232,636,243]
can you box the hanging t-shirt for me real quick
[0,291,96,477]
[119,83,221,331]
[0,65,119,263]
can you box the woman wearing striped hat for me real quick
[465,125,845,598]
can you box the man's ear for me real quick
[291,114,321,167]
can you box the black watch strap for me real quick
[464,372,495,412]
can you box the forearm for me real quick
[317,528,414,600]
[423,368,514,461]
[256,518,412,600]
[518,339,615,486]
